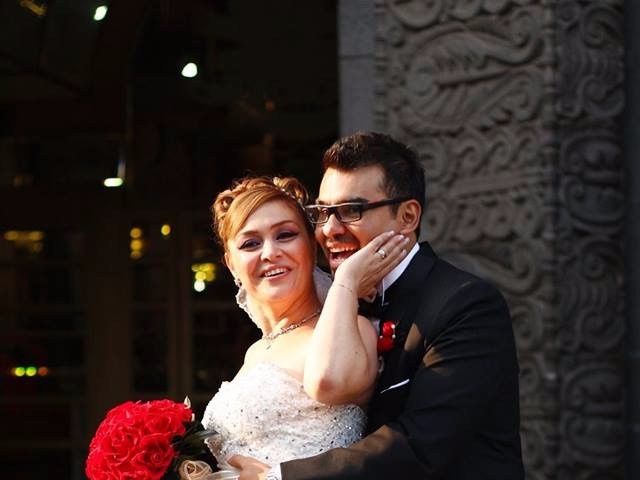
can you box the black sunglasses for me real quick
[305,197,411,225]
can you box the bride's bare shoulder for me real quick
[242,339,264,365]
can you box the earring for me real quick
[233,277,242,287]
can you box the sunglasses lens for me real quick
[306,203,364,224]
[335,204,361,223]
[305,207,326,224]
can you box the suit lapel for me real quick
[383,243,437,340]
[367,245,438,431]
[375,244,437,390]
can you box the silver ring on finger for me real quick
[377,248,387,260]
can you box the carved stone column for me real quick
[625,0,640,478]
[553,3,624,479]
[338,0,376,134]
[338,1,626,478]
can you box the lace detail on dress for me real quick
[201,362,366,467]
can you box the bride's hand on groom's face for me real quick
[334,231,410,299]
[227,455,270,480]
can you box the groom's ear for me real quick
[397,199,421,236]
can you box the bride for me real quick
[190,176,408,479]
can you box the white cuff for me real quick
[265,464,282,480]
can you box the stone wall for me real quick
[340,1,626,478]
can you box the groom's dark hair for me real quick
[321,131,426,234]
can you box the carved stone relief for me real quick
[555,2,624,478]
[373,0,624,478]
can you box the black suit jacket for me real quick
[281,243,524,479]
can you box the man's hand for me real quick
[227,455,271,480]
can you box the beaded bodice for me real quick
[201,362,366,467]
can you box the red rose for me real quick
[381,321,395,337]
[131,433,176,480]
[377,321,396,353]
[143,400,191,438]
[377,336,394,353]
[86,400,192,480]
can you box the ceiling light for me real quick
[94,5,108,21]
[103,177,124,188]
[181,63,198,78]
[19,0,46,17]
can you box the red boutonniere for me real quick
[377,321,396,353]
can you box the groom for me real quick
[231,132,524,479]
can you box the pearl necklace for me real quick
[262,309,321,349]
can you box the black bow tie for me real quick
[358,294,385,319]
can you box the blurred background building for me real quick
[0,1,635,479]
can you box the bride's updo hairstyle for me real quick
[212,176,313,248]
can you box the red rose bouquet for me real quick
[86,398,216,480]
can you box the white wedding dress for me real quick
[201,362,366,469]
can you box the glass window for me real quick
[132,309,168,392]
